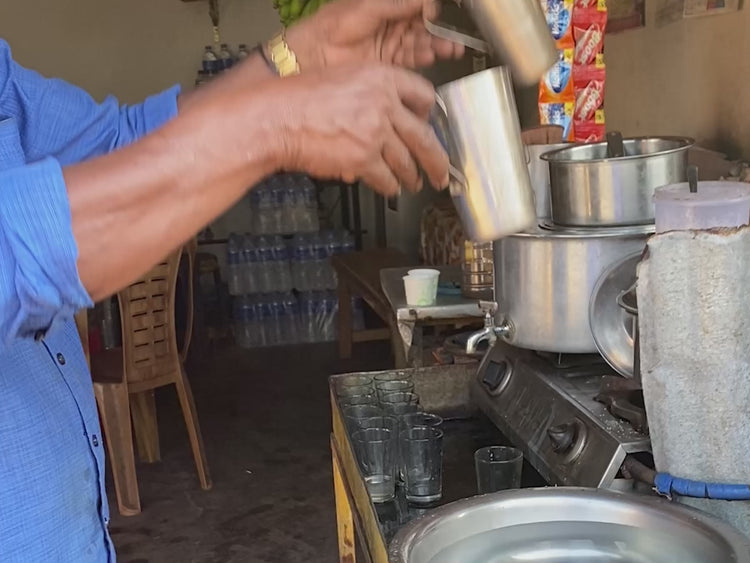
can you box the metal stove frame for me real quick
[471,342,651,488]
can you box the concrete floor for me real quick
[109,341,393,563]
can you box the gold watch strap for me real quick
[267,31,300,77]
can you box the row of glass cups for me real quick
[335,373,524,504]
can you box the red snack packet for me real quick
[573,58,606,88]
[573,59,606,121]
[574,80,604,121]
[573,3,608,65]
[574,110,606,143]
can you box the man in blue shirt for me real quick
[0,0,461,560]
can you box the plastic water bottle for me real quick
[323,230,340,289]
[219,44,234,70]
[253,184,274,235]
[242,235,259,294]
[202,46,219,73]
[227,235,243,296]
[271,236,293,292]
[301,178,319,232]
[326,291,341,341]
[299,291,317,343]
[272,179,286,235]
[237,44,250,61]
[255,236,273,293]
[278,292,299,344]
[233,296,250,348]
[341,230,355,254]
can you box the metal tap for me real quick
[466,301,512,355]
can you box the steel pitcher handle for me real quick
[423,15,490,53]
[431,94,467,193]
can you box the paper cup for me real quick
[403,272,439,306]
[407,268,441,278]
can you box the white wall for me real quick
[0,0,279,104]
[604,3,750,158]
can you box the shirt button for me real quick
[92,434,99,447]
[56,353,66,365]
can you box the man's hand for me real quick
[287,0,464,71]
[265,64,449,196]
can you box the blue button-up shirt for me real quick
[0,39,180,563]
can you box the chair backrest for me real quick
[118,248,182,385]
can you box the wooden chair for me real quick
[90,247,212,516]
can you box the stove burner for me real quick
[595,376,648,435]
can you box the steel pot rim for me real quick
[389,486,750,563]
[511,222,655,239]
[540,136,695,164]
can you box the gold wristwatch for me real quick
[266,31,300,77]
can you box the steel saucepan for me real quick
[542,136,694,227]
[492,223,652,353]
[390,487,750,563]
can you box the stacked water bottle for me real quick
[250,174,319,235]
[229,230,363,347]
[195,44,251,86]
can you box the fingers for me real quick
[383,125,422,192]
[387,66,435,120]
[380,21,408,63]
[362,159,401,197]
[390,102,449,189]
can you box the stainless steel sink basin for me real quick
[390,487,750,563]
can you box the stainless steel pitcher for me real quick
[425,0,557,86]
[432,66,536,243]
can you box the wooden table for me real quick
[332,249,413,368]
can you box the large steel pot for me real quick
[493,223,651,353]
[390,487,750,563]
[542,136,693,227]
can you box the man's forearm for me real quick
[66,77,282,302]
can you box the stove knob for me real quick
[547,423,576,454]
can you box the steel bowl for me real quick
[542,136,694,227]
[390,487,750,563]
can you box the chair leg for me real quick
[94,382,141,516]
[130,390,161,463]
[174,364,212,490]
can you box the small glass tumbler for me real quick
[374,371,413,384]
[474,445,523,494]
[353,427,398,503]
[376,380,415,401]
[400,426,444,504]
[343,405,383,433]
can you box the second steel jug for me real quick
[432,67,536,243]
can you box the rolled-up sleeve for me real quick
[0,39,181,347]
[0,157,90,346]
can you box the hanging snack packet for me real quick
[573,2,607,65]
[572,61,606,121]
[540,0,575,48]
[539,48,575,103]
[574,110,606,143]
[540,102,575,142]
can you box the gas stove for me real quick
[471,342,651,488]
